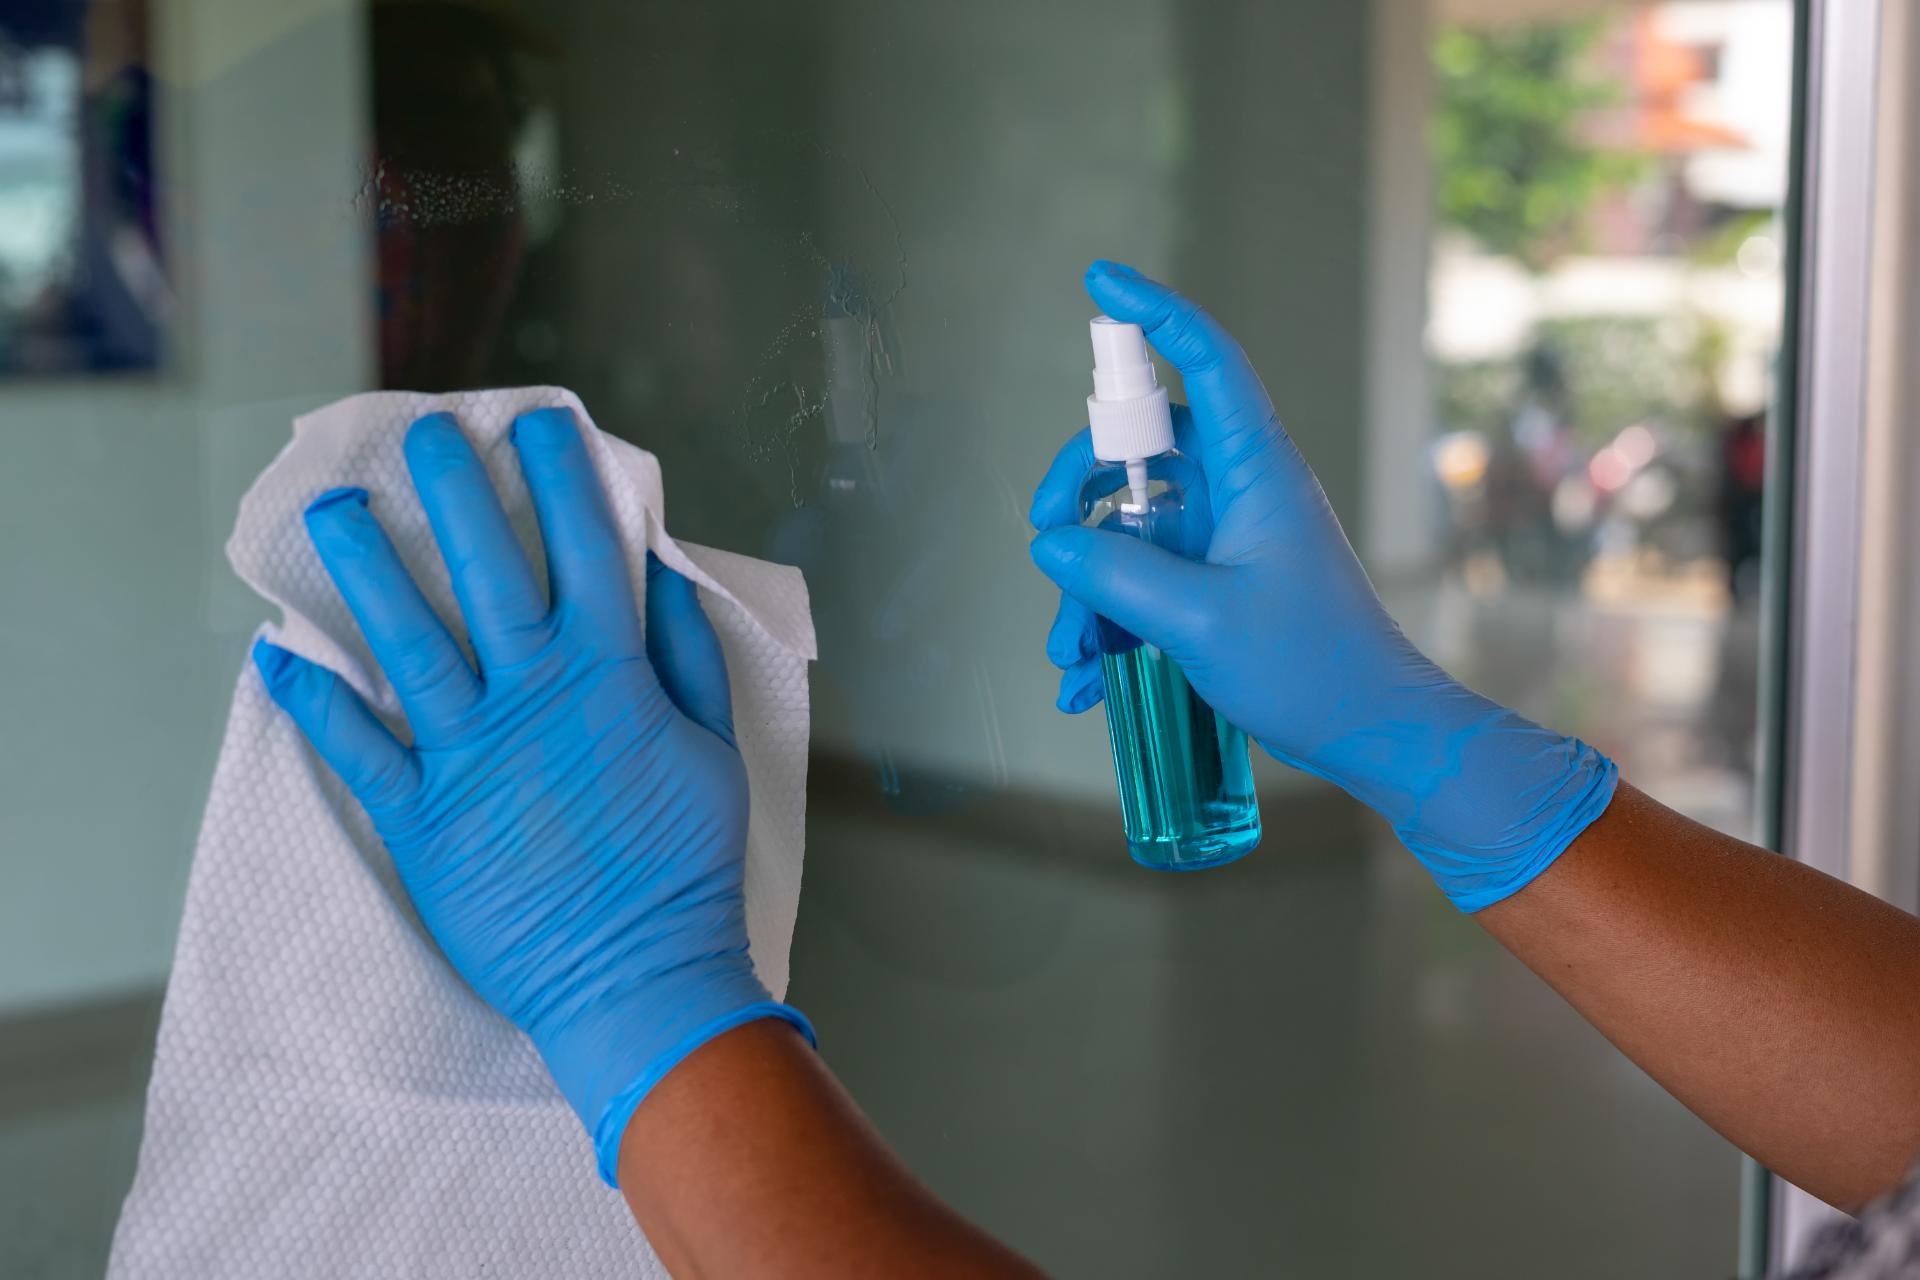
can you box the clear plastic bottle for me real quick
[1079,318,1260,871]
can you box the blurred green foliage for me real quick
[1436,313,1729,445]
[1435,356,1521,441]
[1432,20,1643,270]
[1688,208,1774,267]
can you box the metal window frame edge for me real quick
[1763,0,1885,1271]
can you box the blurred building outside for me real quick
[1415,0,1791,840]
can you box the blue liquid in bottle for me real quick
[1079,454,1261,871]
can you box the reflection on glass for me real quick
[0,3,163,374]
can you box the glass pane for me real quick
[0,1,1796,1275]
[1418,4,1790,845]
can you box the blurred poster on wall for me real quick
[0,2,164,376]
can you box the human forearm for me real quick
[618,1020,1047,1280]
[1028,266,1920,1213]
[1478,781,1920,1210]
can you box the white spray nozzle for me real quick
[1090,317,1157,399]
[1086,316,1174,482]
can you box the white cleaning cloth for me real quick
[108,388,814,1279]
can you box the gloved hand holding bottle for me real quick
[1030,262,1617,911]
[253,407,811,1184]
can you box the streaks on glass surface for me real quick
[734,140,908,507]
[351,159,640,228]
[355,129,907,507]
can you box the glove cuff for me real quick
[1293,677,1620,912]
[1402,744,1617,911]
[529,956,815,1186]
[589,1001,816,1186]
[1384,697,1620,911]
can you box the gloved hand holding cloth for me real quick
[255,407,813,1184]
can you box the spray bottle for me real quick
[1080,316,1261,870]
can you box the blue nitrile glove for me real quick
[253,407,811,1184]
[1030,264,1616,910]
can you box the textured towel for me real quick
[108,388,813,1278]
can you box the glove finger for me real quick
[1058,656,1105,714]
[645,554,735,748]
[303,486,481,727]
[404,413,549,670]
[510,407,642,653]
[1029,524,1216,661]
[1045,593,1099,670]
[1028,427,1096,531]
[254,638,419,811]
